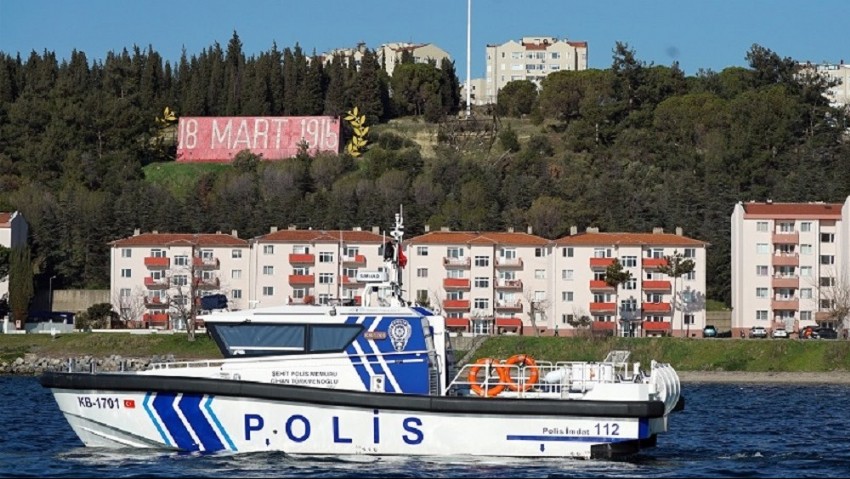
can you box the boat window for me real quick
[215,324,306,357]
[309,325,362,353]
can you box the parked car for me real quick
[703,325,718,338]
[813,327,838,339]
[749,326,768,338]
[772,328,788,339]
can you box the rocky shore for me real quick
[4,354,850,384]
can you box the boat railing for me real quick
[450,358,650,399]
[148,359,227,370]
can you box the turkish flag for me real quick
[398,248,407,268]
[124,399,136,408]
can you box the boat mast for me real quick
[388,205,405,305]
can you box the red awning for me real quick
[495,317,523,329]
[445,318,469,328]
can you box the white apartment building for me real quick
[482,36,588,105]
[554,228,709,338]
[321,42,452,77]
[798,61,850,109]
[402,228,552,336]
[251,227,386,308]
[110,231,251,329]
[731,198,850,336]
[0,211,29,298]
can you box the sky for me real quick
[0,0,847,78]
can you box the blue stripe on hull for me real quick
[152,392,198,451]
[178,394,225,452]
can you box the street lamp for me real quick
[49,275,57,311]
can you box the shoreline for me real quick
[676,370,850,384]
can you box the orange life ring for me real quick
[468,358,505,397]
[500,354,539,392]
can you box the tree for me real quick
[9,246,33,326]
[815,267,850,336]
[496,80,537,117]
[657,250,696,336]
[524,291,550,337]
[0,244,9,282]
[113,288,147,329]
[604,258,632,335]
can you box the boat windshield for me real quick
[208,323,363,357]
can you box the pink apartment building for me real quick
[731,198,850,337]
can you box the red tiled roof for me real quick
[524,43,548,50]
[555,232,708,247]
[407,231,550,246]
[742,202,842,219]
[0,212,11,226]
[259,230,385,243]
[110,233,249,247]
[567,41,588,48]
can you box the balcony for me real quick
[494,279,523,290]
[494,300,523,312]
[495,317,523,330]
[340,275,362,287]
[495,258,523,269]
[193,257,220,269]
[443,278,471,289]
[771,298,799,310]
[642,280,672,292]
[443,257,471,268]
[194,277,220,290]
[772,232,799,244]
[144,277,170,289]
[772,275,799,289]
[442,299,470,310]
[589,257,614,269]
[589,280,614,291]
[643,321,672,332]
[289,253,315,265]
[642,302,672,313]
[144,256,170,269]
[642,258,668,269]
[342,254,367,266]
[289,274,315,286]
[144,296,166,308]
[590,302,616,314]
[771,254,799,267]
[591,320,616,330]
[143,313,169,328]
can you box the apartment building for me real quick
[798,61,850,109]
[1,211,28,331]
[554,228,709,338]
[251,227,386,308]
[321,42,452,77]
[731,199,850,336]
[481,36,588,105]
[110,231,251,328]
[402,228,552,336]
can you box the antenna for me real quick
[466,0,472,118]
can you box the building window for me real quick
[756,287,768,298]
[800,244,813,255]
[756,310,768,321]
[800,266,812,277]
[820,277,835,287]
[473,298,489,310]
[293,266,308,275]
[417,268,428,278]
[535,269,546,279]
[756,221,768,232]
[447,247,464,259]
[756,243,769,254]
[683,248,696,258]
[800,222,812,232]
[756,265,768,276]
[319,273,334,284]
[121,248,132,258]
[474,256,489,267]
[800,311,811,321]
[820,255,835,265]
[563,247,574,258]
[622,256,637,267]
[232,289,242,299]
[232,269,242,279]
[263,265,274,275]
[120,288,131,297]
[293,245,309,254]
[417,246,428,256]
[263,245,274,254]
[623,278,637,290]
[173,255,187,266]
[262,286,274,296]
[778,222,794,233]
[684,271,696,280]
[800,288,812,299]
[121,269,131,278]
[684,314,695,325]
[319,252,334,263]
[535,248,546,257]
[562,314,573,324]
[500,248,517,259]
[173,275,187,286]
[562,269,573,280]
[150,249,166,258]
[232,249,242,259]
[474,277,489,288]
[562,291,573,302]
[821,233,834,243]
